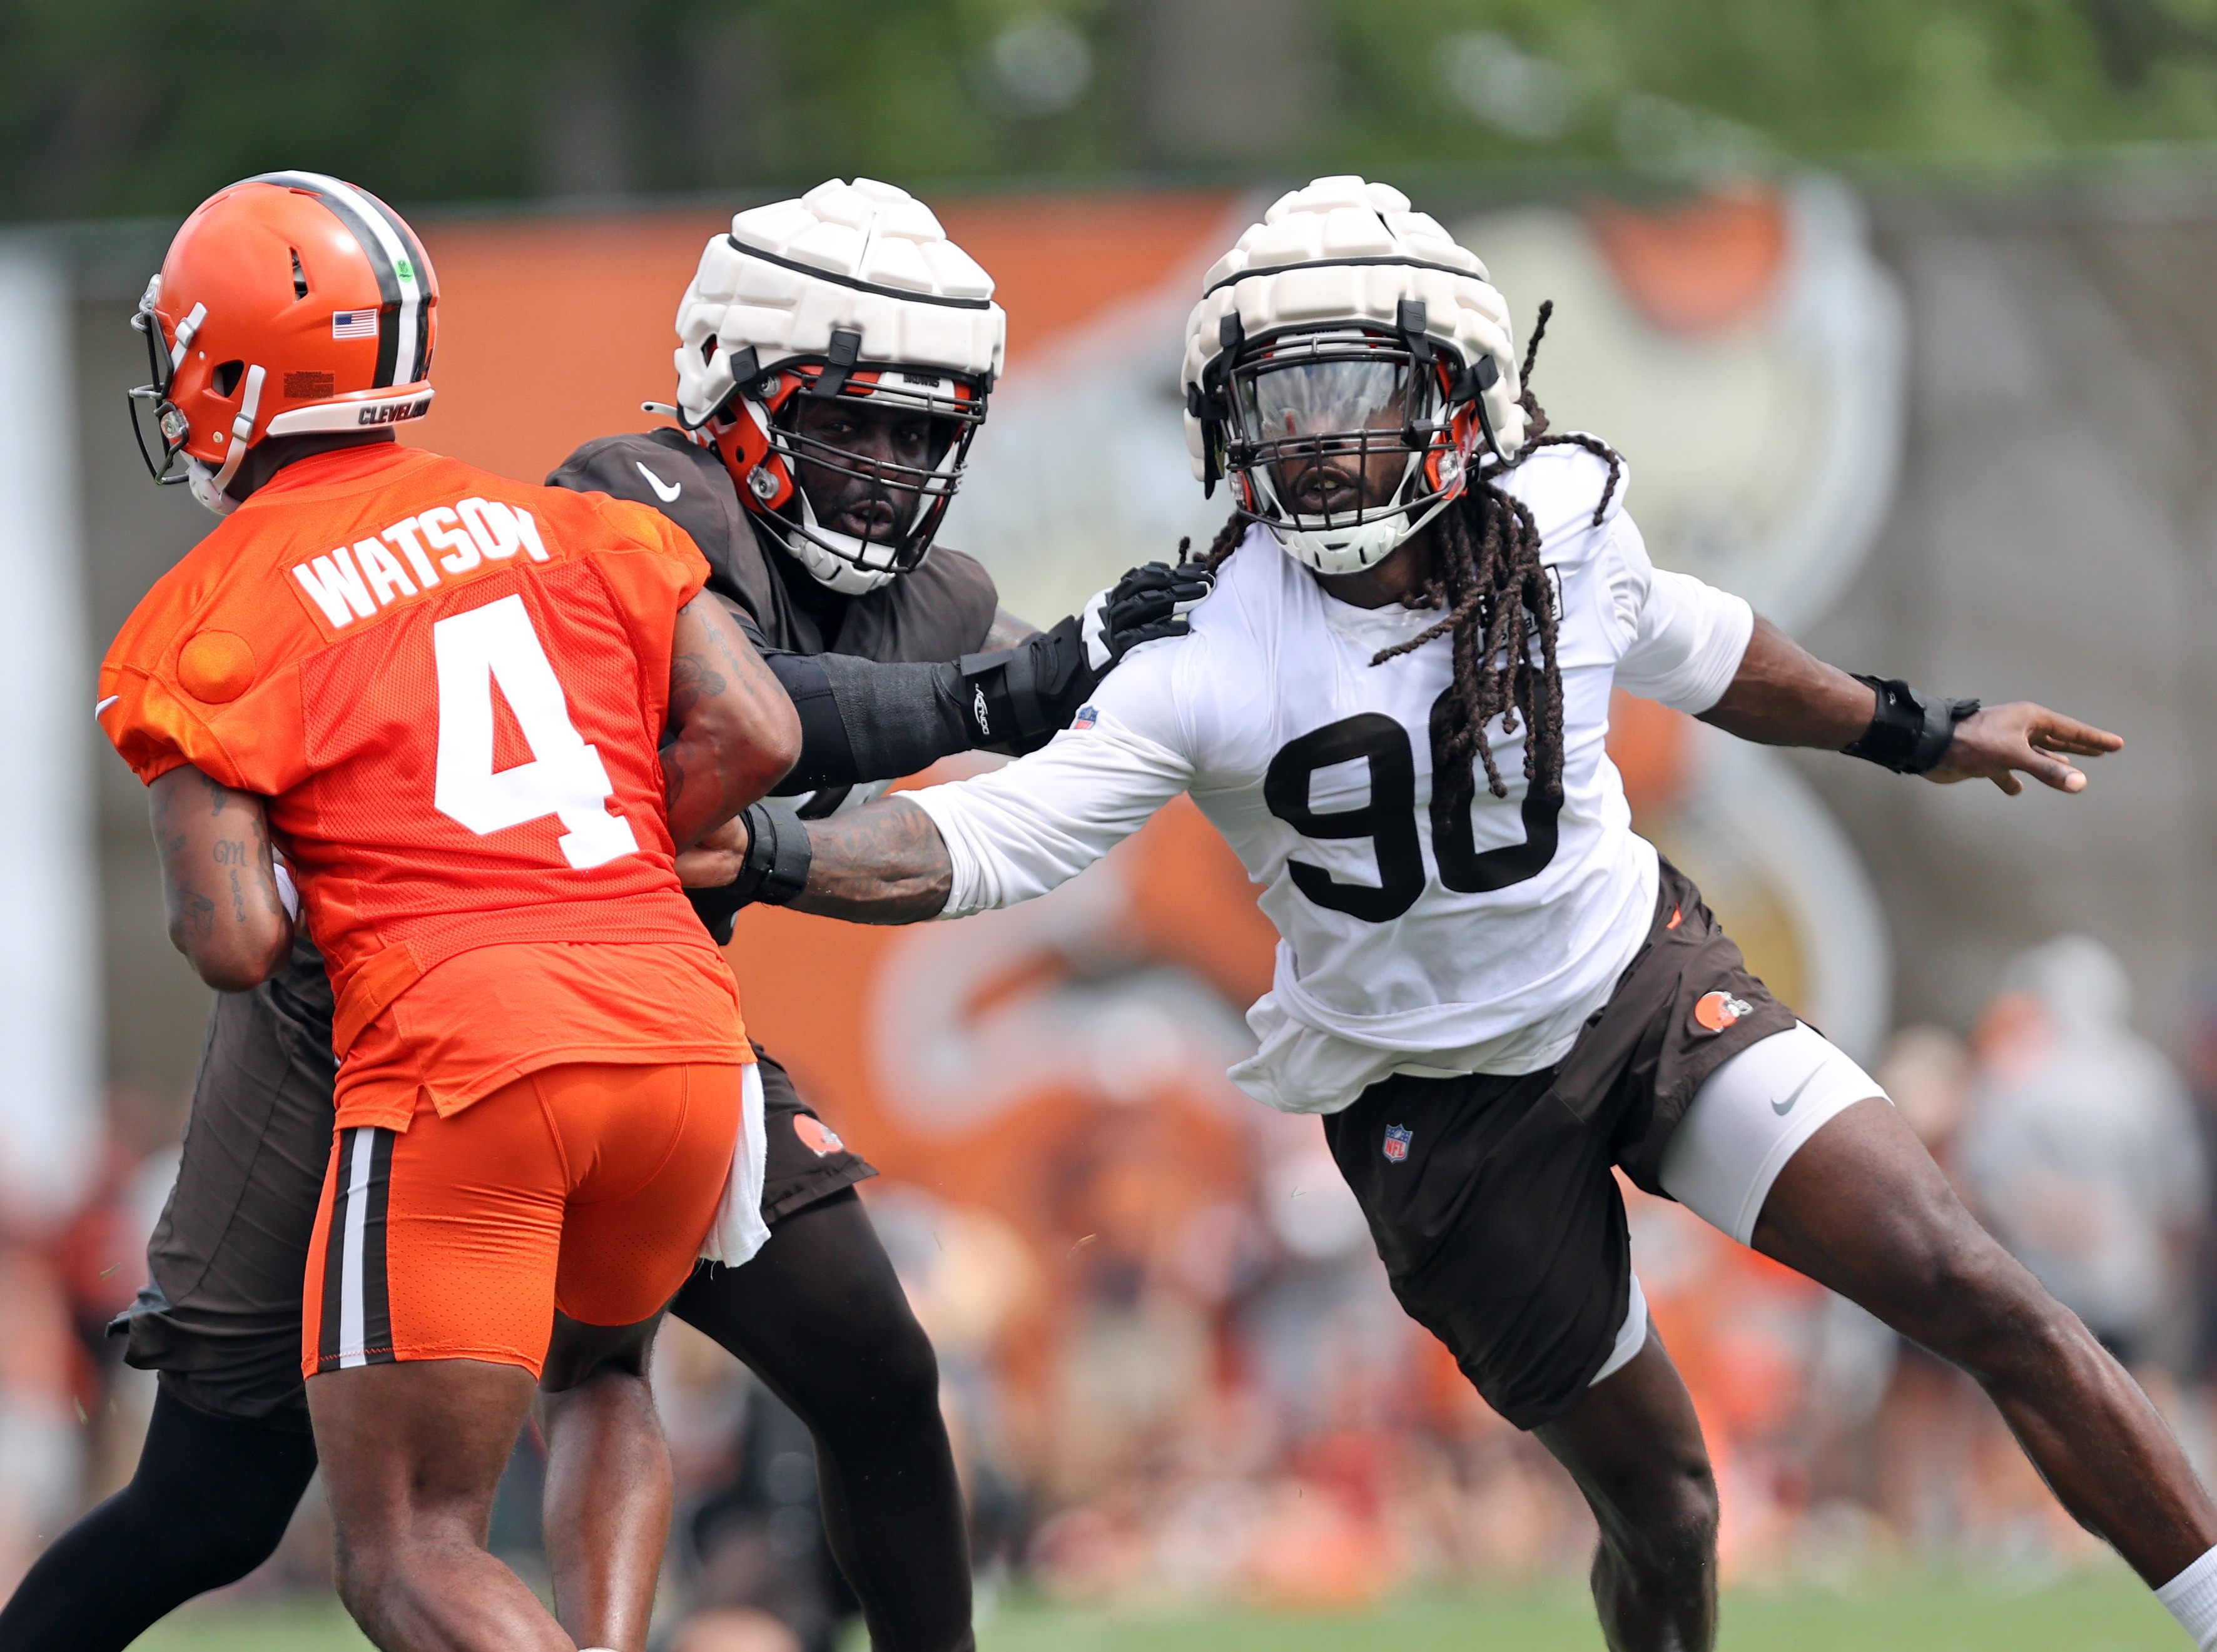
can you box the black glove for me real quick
[1082,559,1215,671]
[957,560,1215,755]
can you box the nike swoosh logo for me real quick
[1772,1070,1820,1117]
[636,462,681,503]
[94,695,119,718]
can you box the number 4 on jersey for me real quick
[432,594,639,869]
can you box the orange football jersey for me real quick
[99,443,749,1128]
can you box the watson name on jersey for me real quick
[908,446,1753,1114]
[98,443,746,1127]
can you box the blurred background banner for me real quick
[23,0,2217,1639]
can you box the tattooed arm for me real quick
[664,592,802,850]
[784,692,1199,925]
[148,765,292,991]
[786,798,956,924]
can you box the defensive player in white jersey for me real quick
[710,178,2217,1650]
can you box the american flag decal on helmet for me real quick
[331,310,378,340]
[251,170,434,388]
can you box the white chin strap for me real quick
[185,459,238,517]
[188,363,267,517]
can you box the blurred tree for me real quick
[8,0,2217,223]
[1328,0,2217,180]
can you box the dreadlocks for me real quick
[1185,299,1620,812]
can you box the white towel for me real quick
[698,1060,771,1266]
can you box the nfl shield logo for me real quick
[1382,1123,1413,1162]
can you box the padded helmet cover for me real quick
[1180,178,1528,577]
[670,179,1007,593]
[674,178,1004,427]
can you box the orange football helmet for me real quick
[131,170,437,513]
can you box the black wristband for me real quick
[1841,675,1981,774]
[682,801,813,945]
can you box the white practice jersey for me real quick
[910,445,1754,1114]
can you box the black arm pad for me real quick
[684,800,814,945]
[761,652,972,794]
[959,615,1098,756]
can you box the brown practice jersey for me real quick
[549,428,998,662]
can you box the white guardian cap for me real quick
[1181,176,1528,575]
[669,178,1008,594]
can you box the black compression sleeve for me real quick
[762,652,972,794]
[0,1386,318,1652]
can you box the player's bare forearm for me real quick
[788,798,954,924]
[1697,616,1873,749]
[148,764,292,991]
[1697,614,2121,795]
[664,594,803,849]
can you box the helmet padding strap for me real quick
[205,363,265,498]
[806,330,863,400]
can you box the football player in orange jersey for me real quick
[95,173,802,1652]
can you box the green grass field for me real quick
[134,1569,2187,1651]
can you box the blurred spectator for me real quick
[1879,1025,1974,1178]
[0,1242,80,1598]
[2181,971,2217,1385]
[48,1085,181,1499]
[1959,936,2204,1369]
[1860,1027,1988,1557]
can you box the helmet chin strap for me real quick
[185,459,239,517]
[779,520,902,596]
[193,363,266,514]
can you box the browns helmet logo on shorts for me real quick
[1693,990,1753,1033]
[793,1113,846,1157]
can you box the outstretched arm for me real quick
[681,694,1199,935]
[664,594,802,850]
[148,764,292,991]
[1698,616,2122,796]
[742,561,1211,804]
[786,798,955,924]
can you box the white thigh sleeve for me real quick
[1590,1270,1650,1387]
[1658,1023,1888,1246]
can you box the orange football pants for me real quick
[301,1061,744,1379]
